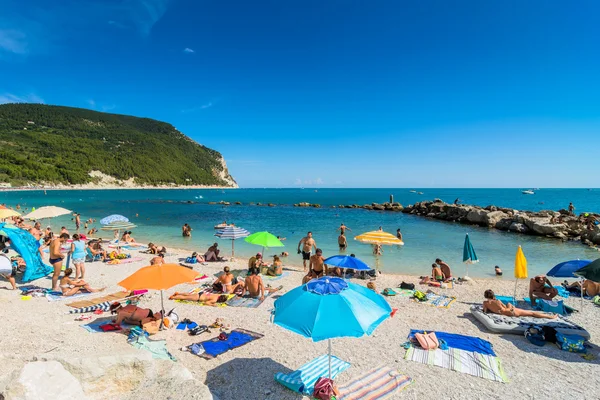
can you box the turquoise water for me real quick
[2,188,599,278]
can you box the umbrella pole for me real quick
[231,240,234,258]
[580,277,584,312]
[160,289,165,330]
[513,279,518,302]
[328,339,332,379]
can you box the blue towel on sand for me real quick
[201,330,257,357]
[409,330,496,356]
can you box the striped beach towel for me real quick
[338,366,412,400]
[66,291,132,308]
[405,346,508,383]
[414,293,456,308]
[275,354,350,395]
[69,301,112,314]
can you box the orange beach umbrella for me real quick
[119,264,199,328]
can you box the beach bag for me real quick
[414,290,427,302]
[524,326,546,347]
[400,282,415,290]
[415,332,439,350]
[313,377,339,400]
[185,257,197,264]
[542,326,558,344]
[539,299,566,315]
[593,295,600,306]
[555,332,586,353]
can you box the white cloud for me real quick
[181,101,214,113]
[294,178,302,185]
[0,93,44,104]
[183,47,194,53]
[315,178,324,185]
[87,99,96,108]
[0,29,28,54]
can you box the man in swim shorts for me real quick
[50,233,69,291]
[338,232,347,251]
[303,249,326,284]
[297,231,317,271]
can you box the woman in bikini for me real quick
[214,266,245,294]
[110,303,162,326]
[59,268,104,297]
[168,291,230,306]
[483,289,557,319]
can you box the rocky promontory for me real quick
[401,199,600,247]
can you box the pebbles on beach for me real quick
[0,251,599,399]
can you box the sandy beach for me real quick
[1,248,599,400]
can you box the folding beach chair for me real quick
[274,354,350,395]
[86,247,102,262]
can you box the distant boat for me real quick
[417,192,424,195]
[522,190,535,195]
[409,190,416,193]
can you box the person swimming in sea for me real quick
[495,265,503,276]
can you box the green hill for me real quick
[0,103,236,187]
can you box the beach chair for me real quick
[274,354,350,395]
[85,247,102,262]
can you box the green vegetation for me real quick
[0,104,236,186]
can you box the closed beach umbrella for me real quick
[0,209,21,219]
[215,226,250,258]
[23,206,71,220]
[100,214,129,225]
[244,231,284,256]
[514,246,528,300]
[118,263,199,328]
[273,277,392,378]
[462,233,479,278]
[354,231,403,245]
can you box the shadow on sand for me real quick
[206,357,303,399]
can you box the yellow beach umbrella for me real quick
[513,245,528,300]
[354,230,404,246]
[0,209,21,219]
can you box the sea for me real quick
[2,188,599,279]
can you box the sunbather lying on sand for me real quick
[110,303,162,326]
[563,279,600,297]
[168,291,230,306]
[59,268,104,296]
[483,289,557,319]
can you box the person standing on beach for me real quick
[568,202,575,216]
[50,233,69,291]
[75,213,81,231]
[297,231,317,271]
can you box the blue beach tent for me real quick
[0,223,53,282]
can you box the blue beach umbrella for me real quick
[215,226,250,258]
[323,255,371,275]
[273,277,392,378]
[100,214,129,225]
[547,260,591,278]
[462,233,479,278]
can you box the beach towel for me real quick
[47,291,95,302]
[495,295,517,305]
[105,257,143,265]
[337,366,412,400]
[80,317,136,333]
[129,335,176,361]
[189,329,263,360]
[414,292,456,308]
[261,271,290,281]
[66,291,132,308]
[408,330,496,356]
[68,300,112,314]
[226,286,282,308]
[174,287,234,307]
[554,285,570,299]
[275,354,350,395]
[393,288,415,297]
[404,345,508,383]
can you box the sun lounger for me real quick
[275,354,350,395]
[337,366,412,400]
[470,305,590,339]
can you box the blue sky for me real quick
[1,1,599,188]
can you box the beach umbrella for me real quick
[323,255,371,278]
[214,226,250,258]
[23,206,71,220]
[244,231,284,256]
[462,233,479,279]
[514,246,528,300]
[0,209,21,219]
[273,277,392,379]
[354,231,404,246]
[100,214,129,225]
[118,263,199,328]
[574,258,600,283]
[548,260,593,309]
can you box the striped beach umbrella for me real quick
[100,214,129,225]
[100,221,137,231]
[354,231,404,246]
[215,226,250,257]
[462,233,479,278]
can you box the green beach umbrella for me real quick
[574,258,600,283]
[462,233,479,278]
[244,231,284,257]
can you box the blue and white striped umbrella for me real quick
[100,214,129,225]
[215,226,250,257]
